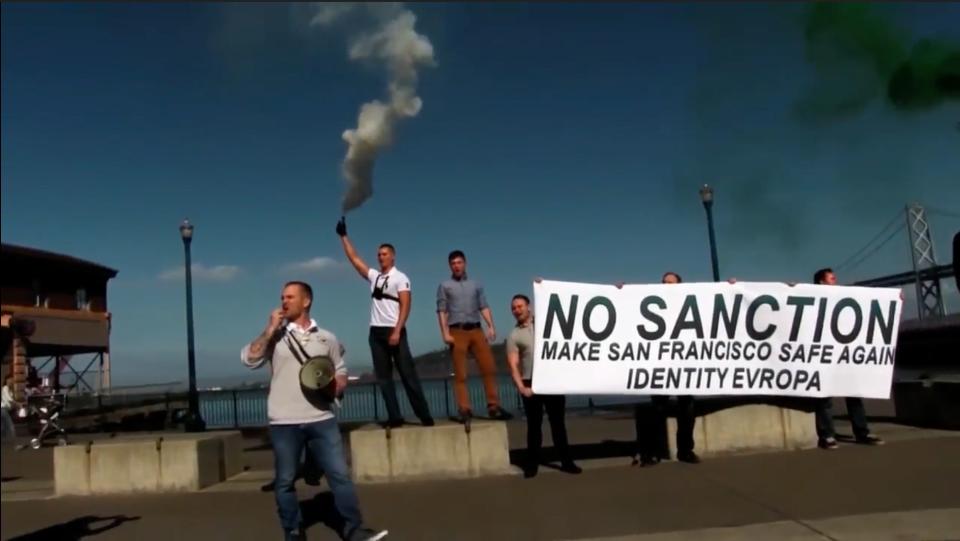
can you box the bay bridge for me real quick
[837,202,959,429]
[840,203,958,320]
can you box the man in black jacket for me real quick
[812,267,884,450]
[624,272,700,466]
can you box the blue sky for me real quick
[3,3,958,386]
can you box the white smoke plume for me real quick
[309,3,435,213]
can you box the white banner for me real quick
[531,280,902,399]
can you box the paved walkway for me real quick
[2,418,959,540]
[572,509,960,541]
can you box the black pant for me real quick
[815,397,870,440]
[521,380,572,466]
[368,326,432,423]
[635,395,696,458]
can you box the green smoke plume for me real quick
[799,2,960,118]
[889,39,960,110]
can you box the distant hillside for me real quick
[412,342,512,379]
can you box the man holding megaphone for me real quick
[242,281,387,541]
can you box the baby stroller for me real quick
[18,392,68,450]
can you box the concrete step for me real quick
[349,419,514,483]
[54,432,243,495]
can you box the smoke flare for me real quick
[798,3,960,119]
[310,3,434,213]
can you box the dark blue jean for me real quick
[1,408,15,441]
[815,397,870,440]
[368,326,432,423]
[270,419,363,537]
[635,395,696,459]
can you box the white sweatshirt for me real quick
[241,319,347,425]
[1,385,14,410]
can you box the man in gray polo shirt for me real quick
[506,292,580,478]
[437,250,512,421]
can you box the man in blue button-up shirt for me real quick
[436,250,512,421]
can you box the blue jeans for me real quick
[1,408,15,442]
[815,397,870,440]
[270,419,363,537]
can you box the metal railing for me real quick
[197,375,605,429]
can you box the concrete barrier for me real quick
[466,421,513,476]
[54,431,244,496]
[349,421,512,483]
[781,407,819,450]
[53,443,92,497]
[220,431,243,481]
[666,404,816,458]
[159,436,220,491]
[893,380,960,430]
[349,427,391,483]
[89,438,160,494]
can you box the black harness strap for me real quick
[372,274,401,303]
[282,328,313,366]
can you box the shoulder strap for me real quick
[371,273,401,303]
[282,329,312,366]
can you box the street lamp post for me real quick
[180,219,206,432]
[699,185,721,282]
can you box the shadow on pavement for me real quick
[510,439,639,468]
[8,515,141,541]
[301,492,346,538]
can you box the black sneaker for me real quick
[560,462,582,474]
[421,418,435,427]
[855,434,884,446]
[350,528,389,541]
[818,437,839,450]
[260,480,275,492]
[677,451,701,464]
[284,528,306,541]
[385,418,405,429]
[523,464,539,478]
[488,407,514,421]
[454,410,473,424]
[634,454,660,467]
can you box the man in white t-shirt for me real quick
[337,218,433,428]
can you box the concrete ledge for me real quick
[160,436,221,491]
[893,380,960,430]
[52,443,92,497]
[90,438,160,494]
[350,427,391,483]
[220,431,243,480]
[466,421,512,476]
[781,407,818,450]
[666,404,816,458]
[389,422,469,479]
[349,421,512,483]
[54,431,243,496]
